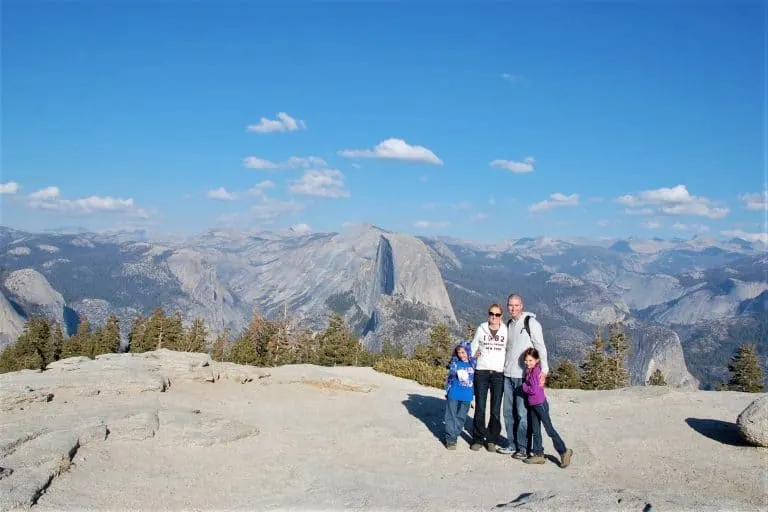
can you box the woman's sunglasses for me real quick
[488,312,502,317]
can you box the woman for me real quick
[468,303,508,452]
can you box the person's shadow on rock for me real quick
[402,393,446,443]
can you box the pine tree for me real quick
[647,368,667,386]
[50,322,64,362]
[316,313,364,366]
[127,314,147,353]
[0,316,53,372]
[229,331,258,365]
[210,328,230,362]
[89,313,120,357]
[294,327,317,364]
[580,330,612,390]
[726,343,765,393]
[547,359,581,389]
[412,323,454,367]
[162,312,184,351]
[380,340,406,359]
[63,316,92,358]
[181,317,208,353]
[606,322,630,388]
[135,307,166,352]
[465,322,476,340]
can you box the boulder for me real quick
[736,395,768,447]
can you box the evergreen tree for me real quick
[127,314,147,353]
[229,331,258,365]
[294,327,317,364]
[0,316,53,372]
[380,340,406,359]
[163,312,185,351]
[547,359,581,389]
[63,316,92,358]
[726,343,765,393]
[606,322,630,388]
[181,317,208,353]
[50,322,64,362]
[465,322,476,340]
[88,313,120,357]
[210,328,230,362]
[647,368,667,386]
[580,331,612,390]
[315,313,364,366]
[412,323,454,367]
[135,307,166,352]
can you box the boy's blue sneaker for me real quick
[495,445,514,455]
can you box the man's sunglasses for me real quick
[488,312,502,317]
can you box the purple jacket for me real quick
[522,365,546,406]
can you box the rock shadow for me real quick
[402,393,445,443]
[685,418,747,447]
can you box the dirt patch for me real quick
[295,378,374,393]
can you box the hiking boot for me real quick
[486,443,496,452]
[470,443,483,451]
[496,446,514,455]
[522,455,546,464]
[559,448,573,468]
[445,442,457,451]
[511,451,527,460]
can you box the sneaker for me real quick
[511,451,528,460]
[470,443,483,451]
[522,455,546,464]
[486,443,496,452]
[445,442,457,450]
[496,446,514,455]
[559,448,573,468]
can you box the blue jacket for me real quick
[446,359,475,402]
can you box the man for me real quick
[497,294,549,459]
[468,303,508,452]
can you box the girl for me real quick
[444,343,475,450]
[521,347,573,468]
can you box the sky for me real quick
[1,1,767,244]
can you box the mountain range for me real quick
[1,224,765,389]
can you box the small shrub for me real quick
[373,358,447,389]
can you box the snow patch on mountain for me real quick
[37,244,59,253]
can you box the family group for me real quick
[444,294,573,468]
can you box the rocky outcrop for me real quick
[737,395,768,447]
[0,350,264,511]
[629,323,699,389]
[0,291,25,349]
[3,269,66,335]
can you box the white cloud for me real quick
[338,138,443,165]
[528,193,579,212]
[351,163,362,170]
[488,197,496,206]
[0,182,19,195]
[671,222,710,233]
[251,196,305,221]
[243,155,327,170]
[623,208,655,216]
[615,184,729,218]
[721,229,768,244]
[739,191,768,211]
[289,169,350,198]
[246,112,306,133]
[490,157,535,174]
[206,187,237,201]
[23,185,150,218]
[501,73,522,83]
[642,220,662,230]
[470,212,489,222]
[290,223,312,235]
[29,186,60,200]
[246,180,276,196]
[414,220,449,229]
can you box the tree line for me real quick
[0,310,763,393]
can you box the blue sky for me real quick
[2,2,766,243]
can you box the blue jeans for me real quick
[530,400,567,456]
[503,377,529,454]
[444,398,471,444]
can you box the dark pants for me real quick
[529,400,567,456]
[472,370,505,445]
[444,398,471,444]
